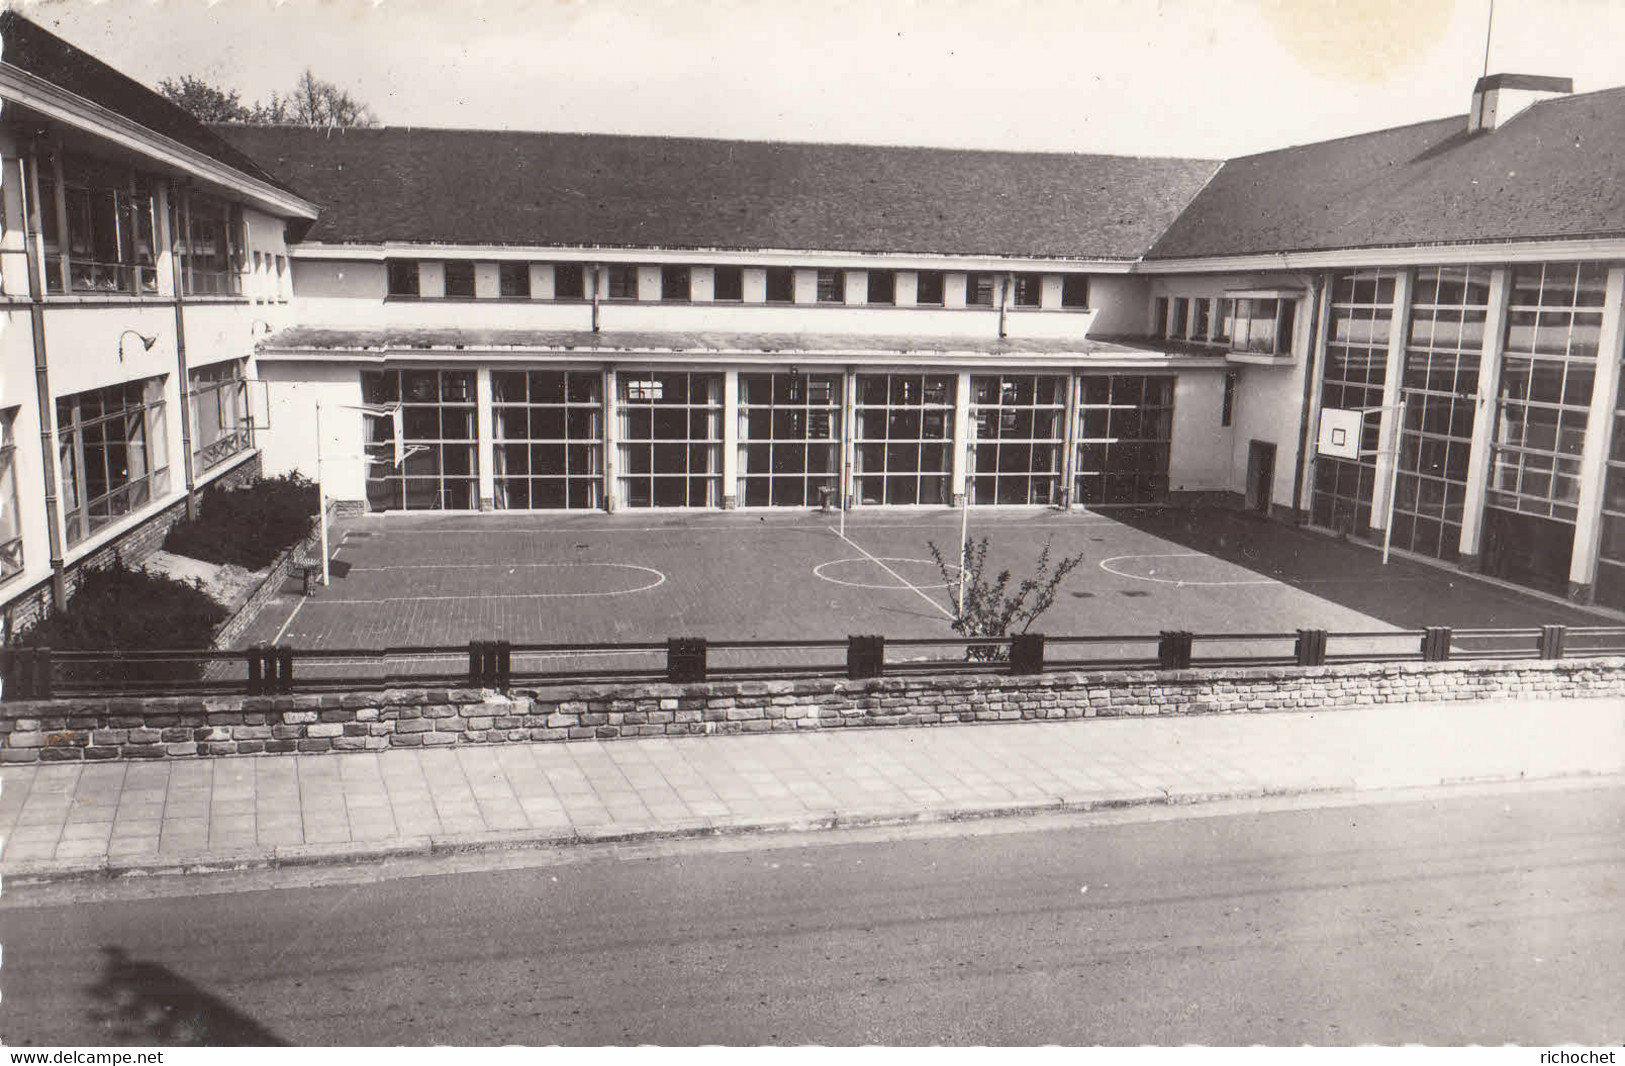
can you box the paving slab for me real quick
[2,696,1623,884]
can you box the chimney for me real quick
[1469,73,1573,133]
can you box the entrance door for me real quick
[1246,440,1276,515]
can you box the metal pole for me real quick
[958,429,974,613]
[1382,394,1407,566]
[316,397,330,586]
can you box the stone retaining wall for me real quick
[2,657,1621,763]
[212,498,347,650]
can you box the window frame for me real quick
[56,377,170,546]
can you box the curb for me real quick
[4,770,1619,886]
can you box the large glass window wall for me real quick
[969,375,1065,505]
[853,374,954,506]
[737,372,842,507]
[1073,375,1173,506]
[361,370,478,511]
[57,377,169,545]
[492,370,603,510]
[1390,266,1490,560]
[1311,271,1396,533]
[618,372,723,508]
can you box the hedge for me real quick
[163,473,319,570]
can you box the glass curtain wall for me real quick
[1483,262,1606,591]
[56,377,169,545]
[1073,375,1174,505]
[617,372,723,507]
[1391,267,1490,560]
[1311,272,1396,533]
[853,374,955,505]
[737,372,842,507]
[492,370,603,509]
[969,375,1066,505]
[361,369,478,510]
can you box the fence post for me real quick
[1538,624,1567,660]
[30,647,51,699]
[667,637,707,683]
[468,641,487,687]
[1295,628,1328,667]
[1421,626,1453,661]
[1009,633,1045,676]
[275,645,294,694]
[847,635,884,680]
[1158,631,1193,670]
[496,641,512,691]
[247,645,266,696]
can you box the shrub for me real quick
[163,473,319,570]
[927,536,1086,661]
[13,559,227,683]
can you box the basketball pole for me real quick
[1381,394,1407,567]
[958,429,974,615]
[316,398,330,587]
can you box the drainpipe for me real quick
[591,264,601,332]
[20,148,66,609]
[167,183,197,517]
[1290,274,1327,525]
[997,274,1010,339]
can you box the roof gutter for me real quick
[1136,234,1625,273]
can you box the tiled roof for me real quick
[0,11,292,193]
[258,326,1176,359]
[214,125,1220,260]
[1148,87,1625,259]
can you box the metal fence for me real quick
[3,623,1625,701]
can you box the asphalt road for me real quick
[3,784,1622,1045]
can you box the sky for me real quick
[14,0,1625,159]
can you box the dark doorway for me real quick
[1246,440,1276,515]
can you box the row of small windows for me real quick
[385,259,1092,309]
[1152,294,1298,356]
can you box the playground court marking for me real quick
[813,556,956,591]
[828,526,956,620]
[313,562,668,603]
[1099,552,1277,588]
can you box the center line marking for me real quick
[828,525,956,621]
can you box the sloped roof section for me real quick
[0,10,292,192]
[1148,87,1625,259]
[215,125,1219,260]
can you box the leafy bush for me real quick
[928,536,1086,661]
[163,473,319,570]
[14,559,227,683]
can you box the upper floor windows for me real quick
[916,270,946,306]
[500,262,530,298]
[1012,273,1042,308]
[662,265,691,302]
[966,272,995,307]
[554,263,585,299]
[816,269,844,304]
[765,267,795,304]
[387,259,420,297]
[1061,275,1090,309]
[1225,296,1297,356]
[37,155,159,296]
[867,270,895,306]
[714,266,744,302]
[607,264,639,300]
[176,192,242,296]
[443,260,475,299]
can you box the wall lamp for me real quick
[117,329,157,362]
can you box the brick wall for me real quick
[2,657,1622,763]
[0,453,263,636]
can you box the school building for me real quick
[2,10,1624,629]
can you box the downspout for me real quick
[20,148,65,609]
[591,264,601,332]
[1290,274,1326,526]
[167,183,197,517]
[997,274,1009,339]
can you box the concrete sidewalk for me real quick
[3,697,1623,883]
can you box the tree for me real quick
[927,536,1086,661]
[158,70,377,128]
[156,75,250,122]
[255,70,377,128]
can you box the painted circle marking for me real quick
[814,556,960,591]
[1098,552,1276,587]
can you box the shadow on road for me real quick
[87,946,289,1046]
[1108,504,1606,630]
